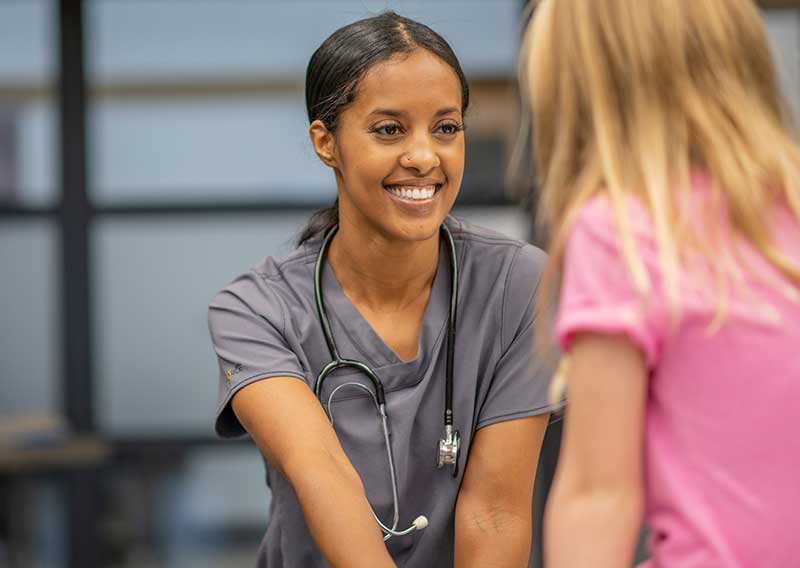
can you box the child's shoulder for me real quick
[568,193,655,242]
[572,171,713,237]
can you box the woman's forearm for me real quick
[454,416,549,567]
[454,499,532,567]
[231,379,396,567]
[286,453,396,568]
[544,484,643,568]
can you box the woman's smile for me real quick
[384,178,444,207]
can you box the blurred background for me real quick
[0,1,797,567]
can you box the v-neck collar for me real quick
[320,237,452,372]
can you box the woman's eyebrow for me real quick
[368,108,405,118]
[434,107,460,116]
[367,107,461,118]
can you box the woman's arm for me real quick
[231,377,396,568]
[544,333,647,568]
[454,413,549,567]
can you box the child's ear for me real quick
[309,120,337,168]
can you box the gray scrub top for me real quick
[208,216,557,568]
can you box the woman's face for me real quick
[324,49,465,243]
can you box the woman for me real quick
[208,12,557,568]
[521,0,800,566]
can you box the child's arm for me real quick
[544,332,647,568]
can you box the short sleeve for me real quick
[555,198,664,368]
[476,244,560,430]
[208,271,306,438]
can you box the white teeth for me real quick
[386,184,439,201]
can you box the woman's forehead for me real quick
[350,50,463,115]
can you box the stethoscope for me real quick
[312,223,460,541]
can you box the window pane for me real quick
[88,0,519,83]
[87,0,522,204]
[0,1,53,83]
[0,220,61,417]
[89,96,515,205]
[177,448,268,528]
[0,1,57,206]
[109,446,267,566]
[93,213,311,436]
[454,206,531,242]
[764,10,800,120]
[89,97,333,204]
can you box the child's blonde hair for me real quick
[520,0,800,399]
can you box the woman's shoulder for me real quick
[447,214,529,246]
[209,241,317,315]
[446,215,547,280]
[446,216,547,340]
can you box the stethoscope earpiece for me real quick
[412,515,429,530]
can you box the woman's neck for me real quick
[327,222,440,314]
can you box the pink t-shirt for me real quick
[555,175,800,567]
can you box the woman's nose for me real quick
[400,137,441,174]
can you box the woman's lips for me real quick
[384,183,442,202]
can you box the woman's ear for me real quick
[309,120,337,168]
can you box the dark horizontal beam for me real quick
[94,195,516,217]
[110,436,252,464]
[760,0,800,7]
[0,76,515,102]
[0,194,518,220]
[94,200,329,216]
[0,205,58,218]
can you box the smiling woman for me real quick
[207,11,559,568]
[298,12,470,245]
[309,48,464,245]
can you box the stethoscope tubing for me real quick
[313,224,457,418]
[312,222,459,539]
[441,224,458,428]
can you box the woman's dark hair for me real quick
[298,11,470,244]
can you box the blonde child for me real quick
[521,0,800,566]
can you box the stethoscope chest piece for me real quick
[436,424,461,477]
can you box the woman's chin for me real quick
[385,217,448,243]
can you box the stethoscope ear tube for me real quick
[314,223,457,440]
[438,224,460,476]
[314,226,341,362]
[314,359,386,406]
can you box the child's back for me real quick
[557,172,800,566]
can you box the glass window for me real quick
[454,206,531,242]
[89,95,516,205]
[0,1,57,206]
[0,1,54,83]
[88,0,520,83]
[109,446,268,567]
[764,10,800,120]
[0,220,61,417]
[89,97,333,204]
[87,0,522,204]
[93,213,311,436]
[168,447,268,531]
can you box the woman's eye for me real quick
[436,122,463,135]
[372,124,403,136]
